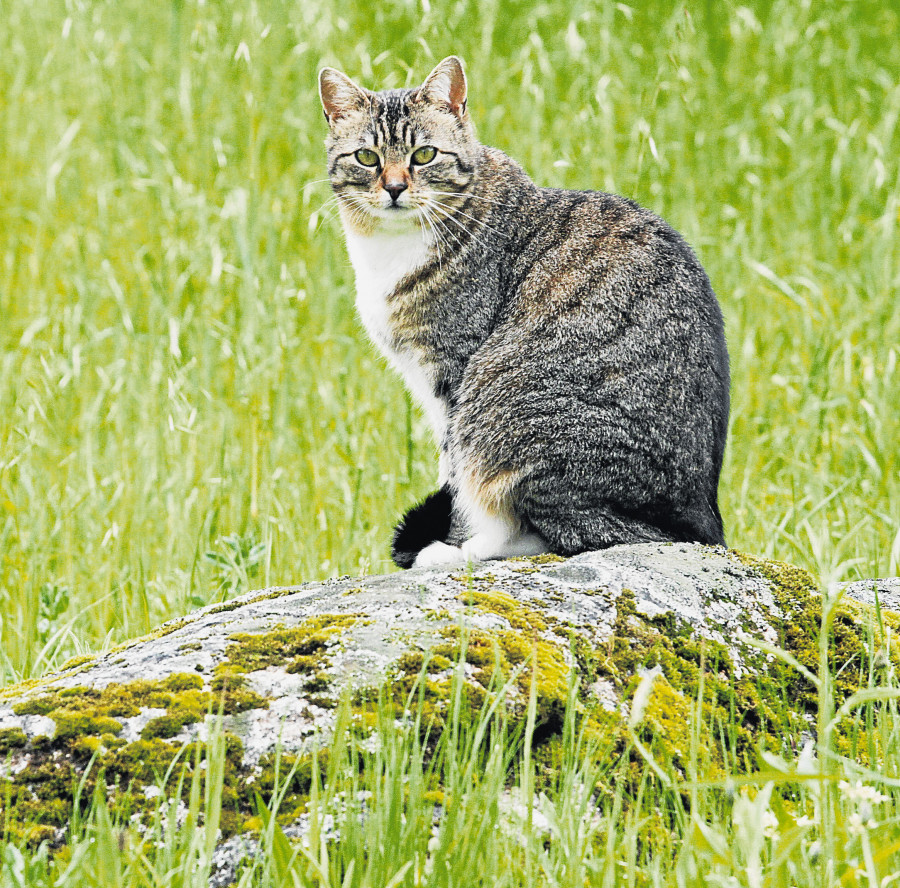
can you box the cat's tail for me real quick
[391,485,454,568]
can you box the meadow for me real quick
[1,0,899,882]
[1,0,899,676]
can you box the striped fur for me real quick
[319,57,731,568]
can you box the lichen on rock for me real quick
[0,543,894,846]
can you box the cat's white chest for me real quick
[344,228,431,349]
[344,227,449,457]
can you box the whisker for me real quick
[427,193,506,233]
[319,193,371,233]
[326,192,372,225]
[432,210,500,258]
[427,189,519,209]
[415,202,447,255]
[302,177,336,191]
[433,202,509,239]
[422,200,468,252]
[423,203,457,260]
[417,206,444,273]
[344,200,372,230]
[422,214,455,271]
[311,196,349,230]
[315,197,357,229]
[427,200,505,250]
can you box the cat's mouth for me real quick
[381,196,412,211]
[369,203,419,221]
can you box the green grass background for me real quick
[1,0,898,680]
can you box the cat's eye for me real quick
[411,146,437,165]
[355,148,380,167]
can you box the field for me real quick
[1,0,899,883]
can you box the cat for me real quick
[318,56,730,569]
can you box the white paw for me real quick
[461,531,551,563]
[414,541,465,569]
[460,534,498,563]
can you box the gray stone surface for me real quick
[1,541,897,858]
[0,542,809,768]
[839,577,900,614]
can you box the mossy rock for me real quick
[0,543,894,845]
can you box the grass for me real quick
[1,0,899,880]
[1,0,898,677]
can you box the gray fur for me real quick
[319,58,730,558]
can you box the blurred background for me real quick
[1,0,898,679]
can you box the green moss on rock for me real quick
[211,614,365,710]
[1,731,249,845]
[0,727,28,754]
[208,671,269,713]
[177,641,203,653]
[222,614,359,675]
[0,757,85,843]
[8,670,268,761]
[58,654,96,673]
[1,547,895,848]
[53,711,123,741]
[375,588,573,745]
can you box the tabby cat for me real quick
[318,56,730,569]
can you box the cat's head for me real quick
[318,57,478,232]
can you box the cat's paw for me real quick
[461,531,550,562]
[460,535,495,563]
[413,541,465,568]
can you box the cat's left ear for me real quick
[319,67,369,124]
[420,56,467,118]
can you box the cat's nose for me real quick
[385,182,408,203]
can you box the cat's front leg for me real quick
[406,465,553,567]
[451,472,551,564]
[460,531,549,561]
[413,540,466,567]
[412,519,549,567]
[459,518,550,562]
[414,521,548,567]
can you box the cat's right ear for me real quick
[420,56,467,119]
[318,67,368,124]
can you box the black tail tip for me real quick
[391,486,454,569]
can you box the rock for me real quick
[0,543,894,845]
[838,577,900,613]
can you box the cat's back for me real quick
[458,153,730,519]
[472,166,730,422]
[453,165,730,549]
[497,178,721,339]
